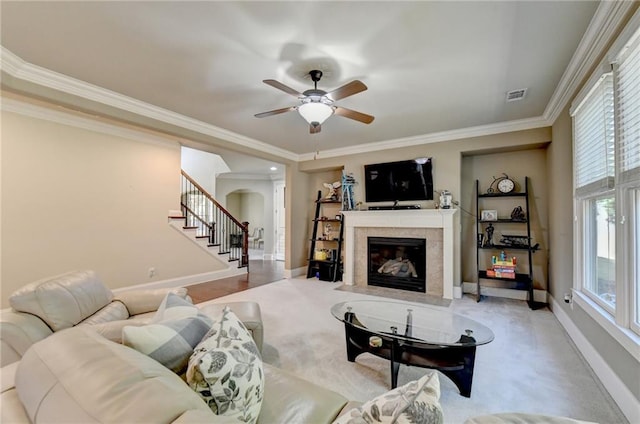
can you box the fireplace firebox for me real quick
[367,236,426,292]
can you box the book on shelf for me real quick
[486,258,517,278]
[486,269,516,279]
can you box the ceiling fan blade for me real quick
[326,80,367,101]
[333,106,375,124]
[263,79,303,97]
[310,123,321,134]
[254,106,296,118]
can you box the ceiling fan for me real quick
[255,70,374,134]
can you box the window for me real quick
[572,10,640,340]
[573,72,616,311]
[585,195,616,310]
[617,17,640,337]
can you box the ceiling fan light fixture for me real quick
[298,102,334,125]
[257,70,372,134]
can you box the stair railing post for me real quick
[242,221,250,270]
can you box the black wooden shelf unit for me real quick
[475,177,546,310]
[307,190,344,282]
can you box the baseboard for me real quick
[462,281,547,303]
[453,285,463,299]
[550,295,639,423]
[113,268,247,293]
[284,266,307,279]
[262,253,275,261]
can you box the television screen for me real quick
[364,158,433,203]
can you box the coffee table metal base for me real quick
[342,317,477,397]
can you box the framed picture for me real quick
[481,209,498,221]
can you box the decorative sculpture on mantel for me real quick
[323,181,341,200]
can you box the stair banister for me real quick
[180,170,249,268]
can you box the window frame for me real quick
[621,183,640,335]
[579,192,617,315]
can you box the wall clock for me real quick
[487,173,516,194]
[497,177,515,193]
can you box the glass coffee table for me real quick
[331,300,494,397]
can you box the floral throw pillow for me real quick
[187,307,264,424]
[333,372,443,424]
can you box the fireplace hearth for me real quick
[368,236,426,292]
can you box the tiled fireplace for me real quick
[341,209,456,299]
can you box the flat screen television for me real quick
[364,158,433,203]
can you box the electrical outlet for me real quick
[149,267,155,278]
[564,292,574,310]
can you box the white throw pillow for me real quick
[187,307,264,424]
[122,293,213,373]
[332,372,443,424]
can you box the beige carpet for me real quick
[198,277,627,424]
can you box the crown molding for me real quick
[0,96,180,149]
[217,172,284,181]
[2,0,627,167]
[0,46,299,162]
[299,115,551,161]
[543,1,635,123]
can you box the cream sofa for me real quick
[0,270,266,368]
[0,270,354,423]
[0,326,359,423]
[0,270,195,367]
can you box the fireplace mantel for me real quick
[341,209,457,299]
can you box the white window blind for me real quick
[617,33,640,184]
[573,73,615,197]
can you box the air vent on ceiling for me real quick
[506,88,527,102]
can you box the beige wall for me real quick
[240,193,264,232]
[285,162,310,271]
[223,191,265,236]
[548,106,575,303]
[1,110,225,307]
[224,191,265,230]
[225,192,241,218]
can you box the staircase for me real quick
[169,170,249,271]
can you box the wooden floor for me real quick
[187,259,285,304]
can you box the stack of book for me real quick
[486,258,516,279]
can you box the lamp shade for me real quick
[298,102,333,125]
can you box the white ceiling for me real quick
[0,1,604,167]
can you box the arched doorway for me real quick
[226,190,265,259]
